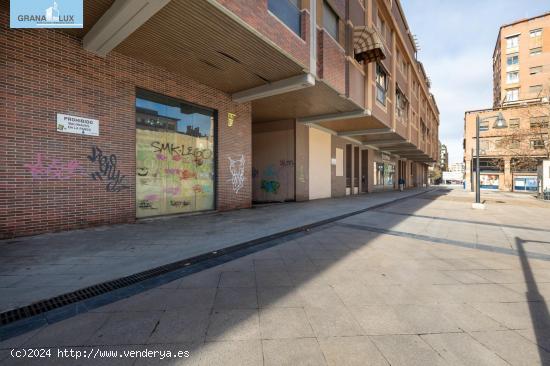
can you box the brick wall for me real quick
[0,11,252,238]
[318,30,346,95]
[217,0,310,70]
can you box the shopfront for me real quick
[135,90,216,218]
[373,161,396,190]
[513,175,538,192]
[480,174,500,190]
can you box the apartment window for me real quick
[267,0,301,36]
[530,139,546,149]
[421,121,427,140]
[530,47,542,56]
[530,28,542,38]
[395,87,408,123]
[323,1,339,40]
[529,85,543,96]
[530,66,543,75]
[506,71,519,84]
[509,118,520,128]
[506,54,519,66]
[376,63,388,105]
[506,88,519,102]
[530,116,549,129]
[506,35,519,49]
[509,139,520,149]
[479,121,489,132]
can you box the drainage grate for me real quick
[0,252,218,326]
[0,189,434,327]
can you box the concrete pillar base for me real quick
[472,203,486,210]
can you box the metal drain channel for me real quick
[0,189,435,328]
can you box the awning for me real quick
[353,26,386,63]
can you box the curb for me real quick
[0,188,435,341]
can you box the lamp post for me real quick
[473,112,507,208]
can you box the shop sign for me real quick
[56,114,99,136]
[10,0,83,28]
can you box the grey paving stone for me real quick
[350,304,461,335]
[198,340,263,366]
[88,311,163,346]
[206,309,260,341]
[176,270,221,289]
[304,305,364,337]
[421,332,509,365]
[469,330,550,366]
[472,302,550,330]
[147,309,210,344]
[441,270,495,284]
[257,286,304,308]
[218,271,256,288]
[262,338,327,366]
[371,334,446,366]
[25,312,110,347]
[255,270,293,287]
[318,336,389,366]
[259,308,314,339]
[213,287,258,309]
[438,303,507,332]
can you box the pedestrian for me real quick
[398,177,405,191]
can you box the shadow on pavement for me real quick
[516,237,550,365]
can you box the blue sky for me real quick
[401,0,550,164]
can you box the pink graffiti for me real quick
[165,186,181,196]
[24,154,84,179]
[144,194,160,201]
[156,153,167,161]
[172,154,182,162]
[164,168,180,175]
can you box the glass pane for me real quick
[136,93,215,218]
[323,1,338,39]
[268,0,301,35]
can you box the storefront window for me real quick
[373,162,395,187]
[135,90,216,218]
[374,162,384,185]
[384,163,395,186]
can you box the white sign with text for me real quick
[56,114,99,136]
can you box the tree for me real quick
[496,84,550,172]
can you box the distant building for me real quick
[464,12,550,192]
[449,162,465,174]
[439,143,449,171]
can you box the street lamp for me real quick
[473,112,507,209]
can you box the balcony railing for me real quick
[268,0,301,36]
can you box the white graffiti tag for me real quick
[228,155,245,194]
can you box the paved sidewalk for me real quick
[2,188,550,365]
[0,189,429,312]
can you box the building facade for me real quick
[439,143,449,171]
[2,0,439,238]
[465,12,550,193]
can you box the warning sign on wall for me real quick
[56,114,99,136]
